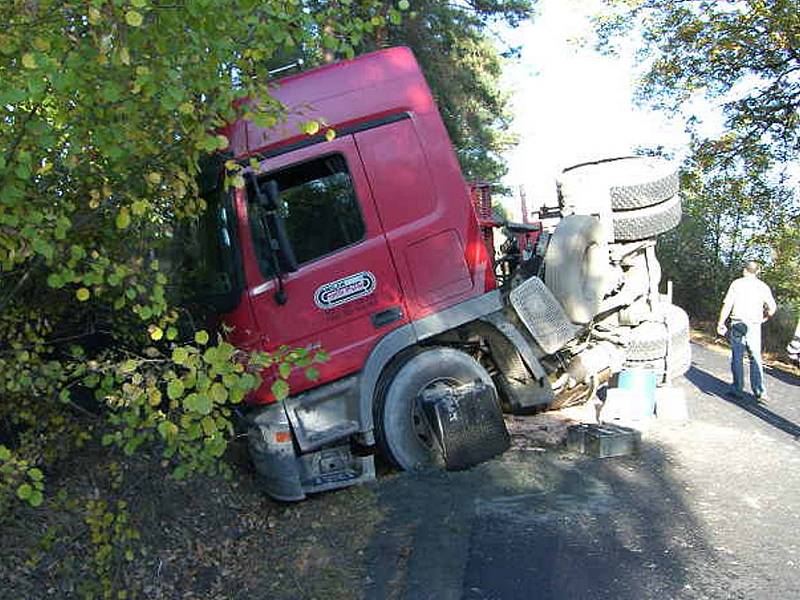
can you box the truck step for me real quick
[298,447,375,495]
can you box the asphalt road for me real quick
[363,342,800,600]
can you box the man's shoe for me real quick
[725,388,745,400]
[756,393,769,403]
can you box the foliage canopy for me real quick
[0,0,389,512]
[595,0,800,317]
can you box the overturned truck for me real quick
[198,47,690,500]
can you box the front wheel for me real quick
[374,347,496,470]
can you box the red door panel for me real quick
[354,119,481,321]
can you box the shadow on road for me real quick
[685,365,800,439]
[365,443,730,600]
[764,364,800,387]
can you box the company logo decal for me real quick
[314,271,376,310]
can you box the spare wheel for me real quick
[626,303,690,361]
[544,215,608,324]
[559,156,679,211]
[612,194,682,242]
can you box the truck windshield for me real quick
[175,186,242,314]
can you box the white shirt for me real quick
[721,275,777,324]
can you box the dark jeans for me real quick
[729,321,765,397]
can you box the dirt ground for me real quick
[3,339,799,599]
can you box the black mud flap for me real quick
[421,380,510,470]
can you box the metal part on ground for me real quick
[566,423,642,458]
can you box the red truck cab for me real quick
[220,47,495,400]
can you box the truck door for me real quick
[354,118,482,321]
[243,136,407,396]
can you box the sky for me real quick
[497,0,691,217]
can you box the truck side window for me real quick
[251,153,365,274]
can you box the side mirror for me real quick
[261,179,280,211]
[246,172,299,274]
[267,195,299,273]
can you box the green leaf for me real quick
[201,416,217,435]
[22,53,37,69]
[28,468,44,481]
[209,382,228,403]
[76,288,91,302]
[157,420,177,439]
[193,393,212,415]
[300,120,320,136]
[125,10,144,27]
[131,200,148,216]
[167,379,185,400]
[194,330,209,345]
[116,207,131,230]
[398,0,410,10]
[172,347,189,365]
[271,379,290,401]
[0,445,11,461]
[17,483,32,500]
[148,388,162,406]
[278,362,292,379]
[29,490,43,507]
[32,238,54,261]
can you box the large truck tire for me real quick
[624,304,691,384]
[374,347,496,470]
[612,194,682,242]
[624,344,691,385]
[544,215,608,324]
[626,304,690,361]
[559,156,679,211]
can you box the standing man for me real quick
[717,261,777,401]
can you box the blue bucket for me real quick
[617,368,657,418]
